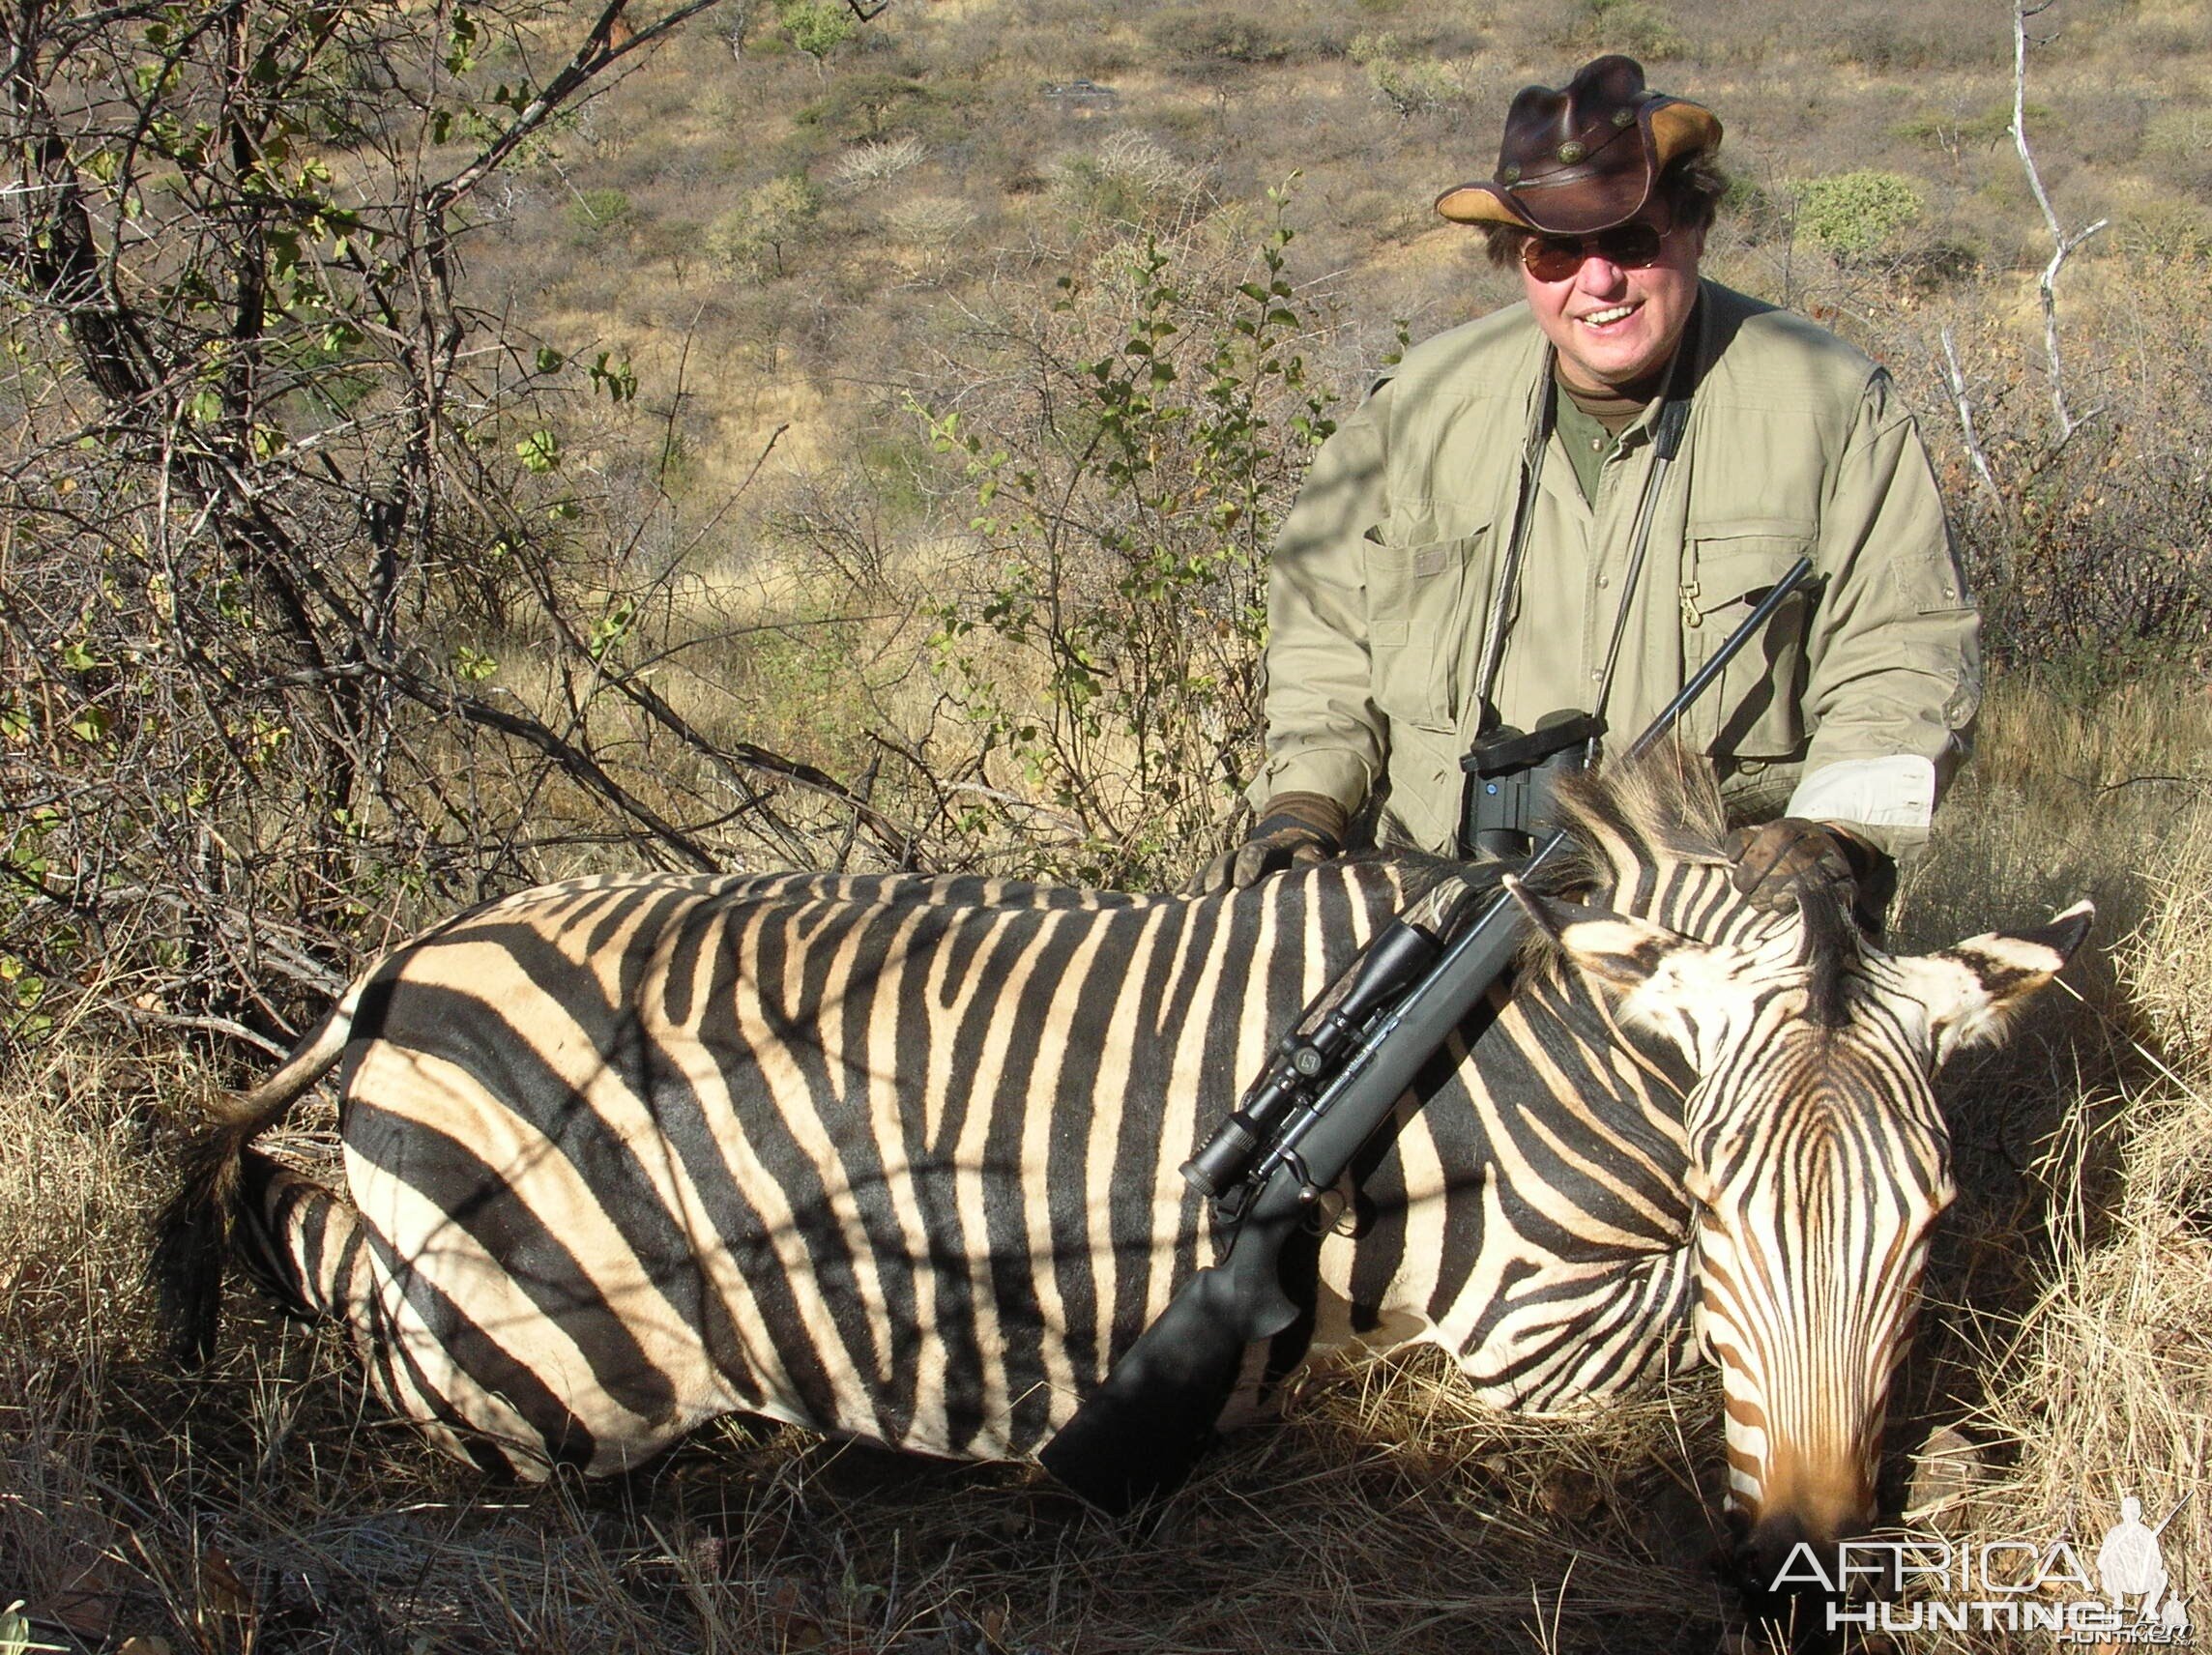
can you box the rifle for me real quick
[1037,556,1817,1512]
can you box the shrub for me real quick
[1580,0,1687,62]
[830,135,927,189]
[1143,8,1293,75]
[1345,29,1395,65]
[2110,196,2212,264]
[2142,104,2212,193]
[794,72,936,144]
[1047,131,1209,234]
[1892,237,1981,294]
[886,193,979,259]
[565,186,634,243]
[706,175,823,282]
[1793,169,1927,262]
[1819,12,2001,72]
[915,205,1340,886]
[1365,55,1466,118]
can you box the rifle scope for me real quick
[1180,905,1459,1198]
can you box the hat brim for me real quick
[1436,171,1650,235]
[1649,102,1721,168]
[1434,182,1536,227]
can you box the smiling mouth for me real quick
[1578,304,1639,328]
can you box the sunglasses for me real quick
[1521,221,1668,282]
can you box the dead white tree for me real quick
[2011,0,2108,442]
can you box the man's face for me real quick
[1519,214,1705,392]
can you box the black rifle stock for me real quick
[1037,558,1816,1512]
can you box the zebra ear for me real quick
[1896,899,2093,1062]
[1503,880,1707,995]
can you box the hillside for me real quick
[503,0,2205,492]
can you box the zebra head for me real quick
[1512,867,2090,1597]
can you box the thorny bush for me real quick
[0,0,893,1060]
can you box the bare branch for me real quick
[107,1003,295,1061]
[432,0,732,209]
[1938,325,2007,522]
[2010,0,2108,441]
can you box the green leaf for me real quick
[588,600,637,662]
[447,6,479,73]
[515,430,561,472]
[589,352,639,403]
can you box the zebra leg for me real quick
[234,1149,585,1478]
[232,1149,373,1326]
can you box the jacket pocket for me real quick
[1682,523,1815,758]
[1366,527,1489,734]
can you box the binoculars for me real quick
[1459,709,1605,860]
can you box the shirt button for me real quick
[1596,574,1611,589]
[1590,437,1604,451]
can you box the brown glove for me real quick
[1186,792,1348,895]
[1726,818,1884,915]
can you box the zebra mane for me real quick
[1363,745,1862,1026]
[1547,741,1733,896]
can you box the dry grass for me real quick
[1870,671,2212,1650]
[1949,773,2212,1625]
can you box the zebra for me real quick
[153,750,2086,1594]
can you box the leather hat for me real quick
[1436,55,1721,235]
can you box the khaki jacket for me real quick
[1256,281,1979,857]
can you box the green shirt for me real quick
[1553,382,1617,506]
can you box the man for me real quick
[1207,56,1977,915]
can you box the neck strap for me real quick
[1470,301,1703,740]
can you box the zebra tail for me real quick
[150,995,358,1363]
